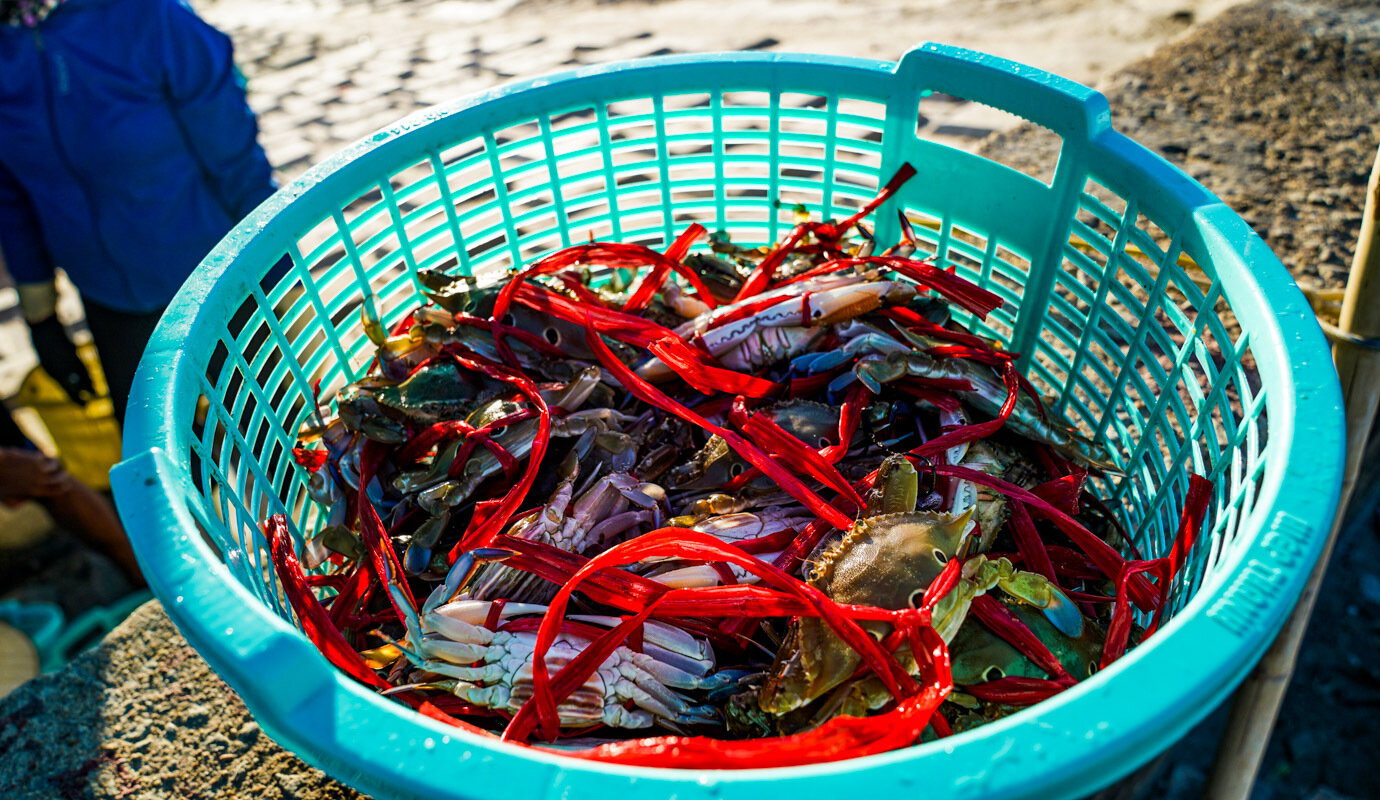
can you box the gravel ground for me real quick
[980,0,1380,291]
[2,0,1378,798]
[0,602,363,800]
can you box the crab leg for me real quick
[697,280,916,357]
[678,271,879,339]
[512,282,777,397]
[263,516,500,738]
[561,623,950,769]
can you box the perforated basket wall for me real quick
[113,44,1343,800]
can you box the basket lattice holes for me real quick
[186,80,1261,753]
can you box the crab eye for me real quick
[983,666,1005,682]
[933,549,948,564]
[544,327,561,345]
[728,462,745,478]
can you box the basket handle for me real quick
[894,42,1111,145]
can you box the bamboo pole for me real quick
[1204,144,1380,799]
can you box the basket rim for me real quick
[113,42,1345,800]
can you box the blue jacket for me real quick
[0,0,274,313]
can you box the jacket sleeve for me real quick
[0,159,57,288]
[158,0,276,221]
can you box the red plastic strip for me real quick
[1099,559,1171,669]
[624,223,708,312]
[585,326,854,531]
[508,528,922,743]
[292,447,328,472]
[1030,473,1086,516]
[1008,501,1058,585]
[730,398,864,510]
[356,441,419,619]
[731,224,813,302]
[263,515,399,690]
[1166,474,1213,591]
[554,272,612,308]
[439,348,552,555]
[908,360,1020,459]
[267,514,502,735]
[962,676,1068,706]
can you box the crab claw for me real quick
[788,349,852,377]
[390,605,728,732]
[695,668,758,696]
[361,302,389,347]
[802,281,916,326]
[1039,586,1085,639]
[403,510,452,576]
[998,574,1085,639]
[421,547,513,614]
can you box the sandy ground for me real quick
[2,0,1379,798]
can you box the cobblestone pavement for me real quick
[198,0,1238,180]
[1,0,1232,383]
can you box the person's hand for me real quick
[28,315,96,405]
[0,448,69,502]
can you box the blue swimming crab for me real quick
[636,270,917,380]
[793,323,1118,471]
[943,598,1107,731]
[639,506,813,589]
[753,455,1082,721]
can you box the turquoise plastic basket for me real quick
[112,43,1344,799]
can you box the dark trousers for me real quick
[83,300,165,427]
[0,403,28,449]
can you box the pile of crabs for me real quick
[270,166,1211,767]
